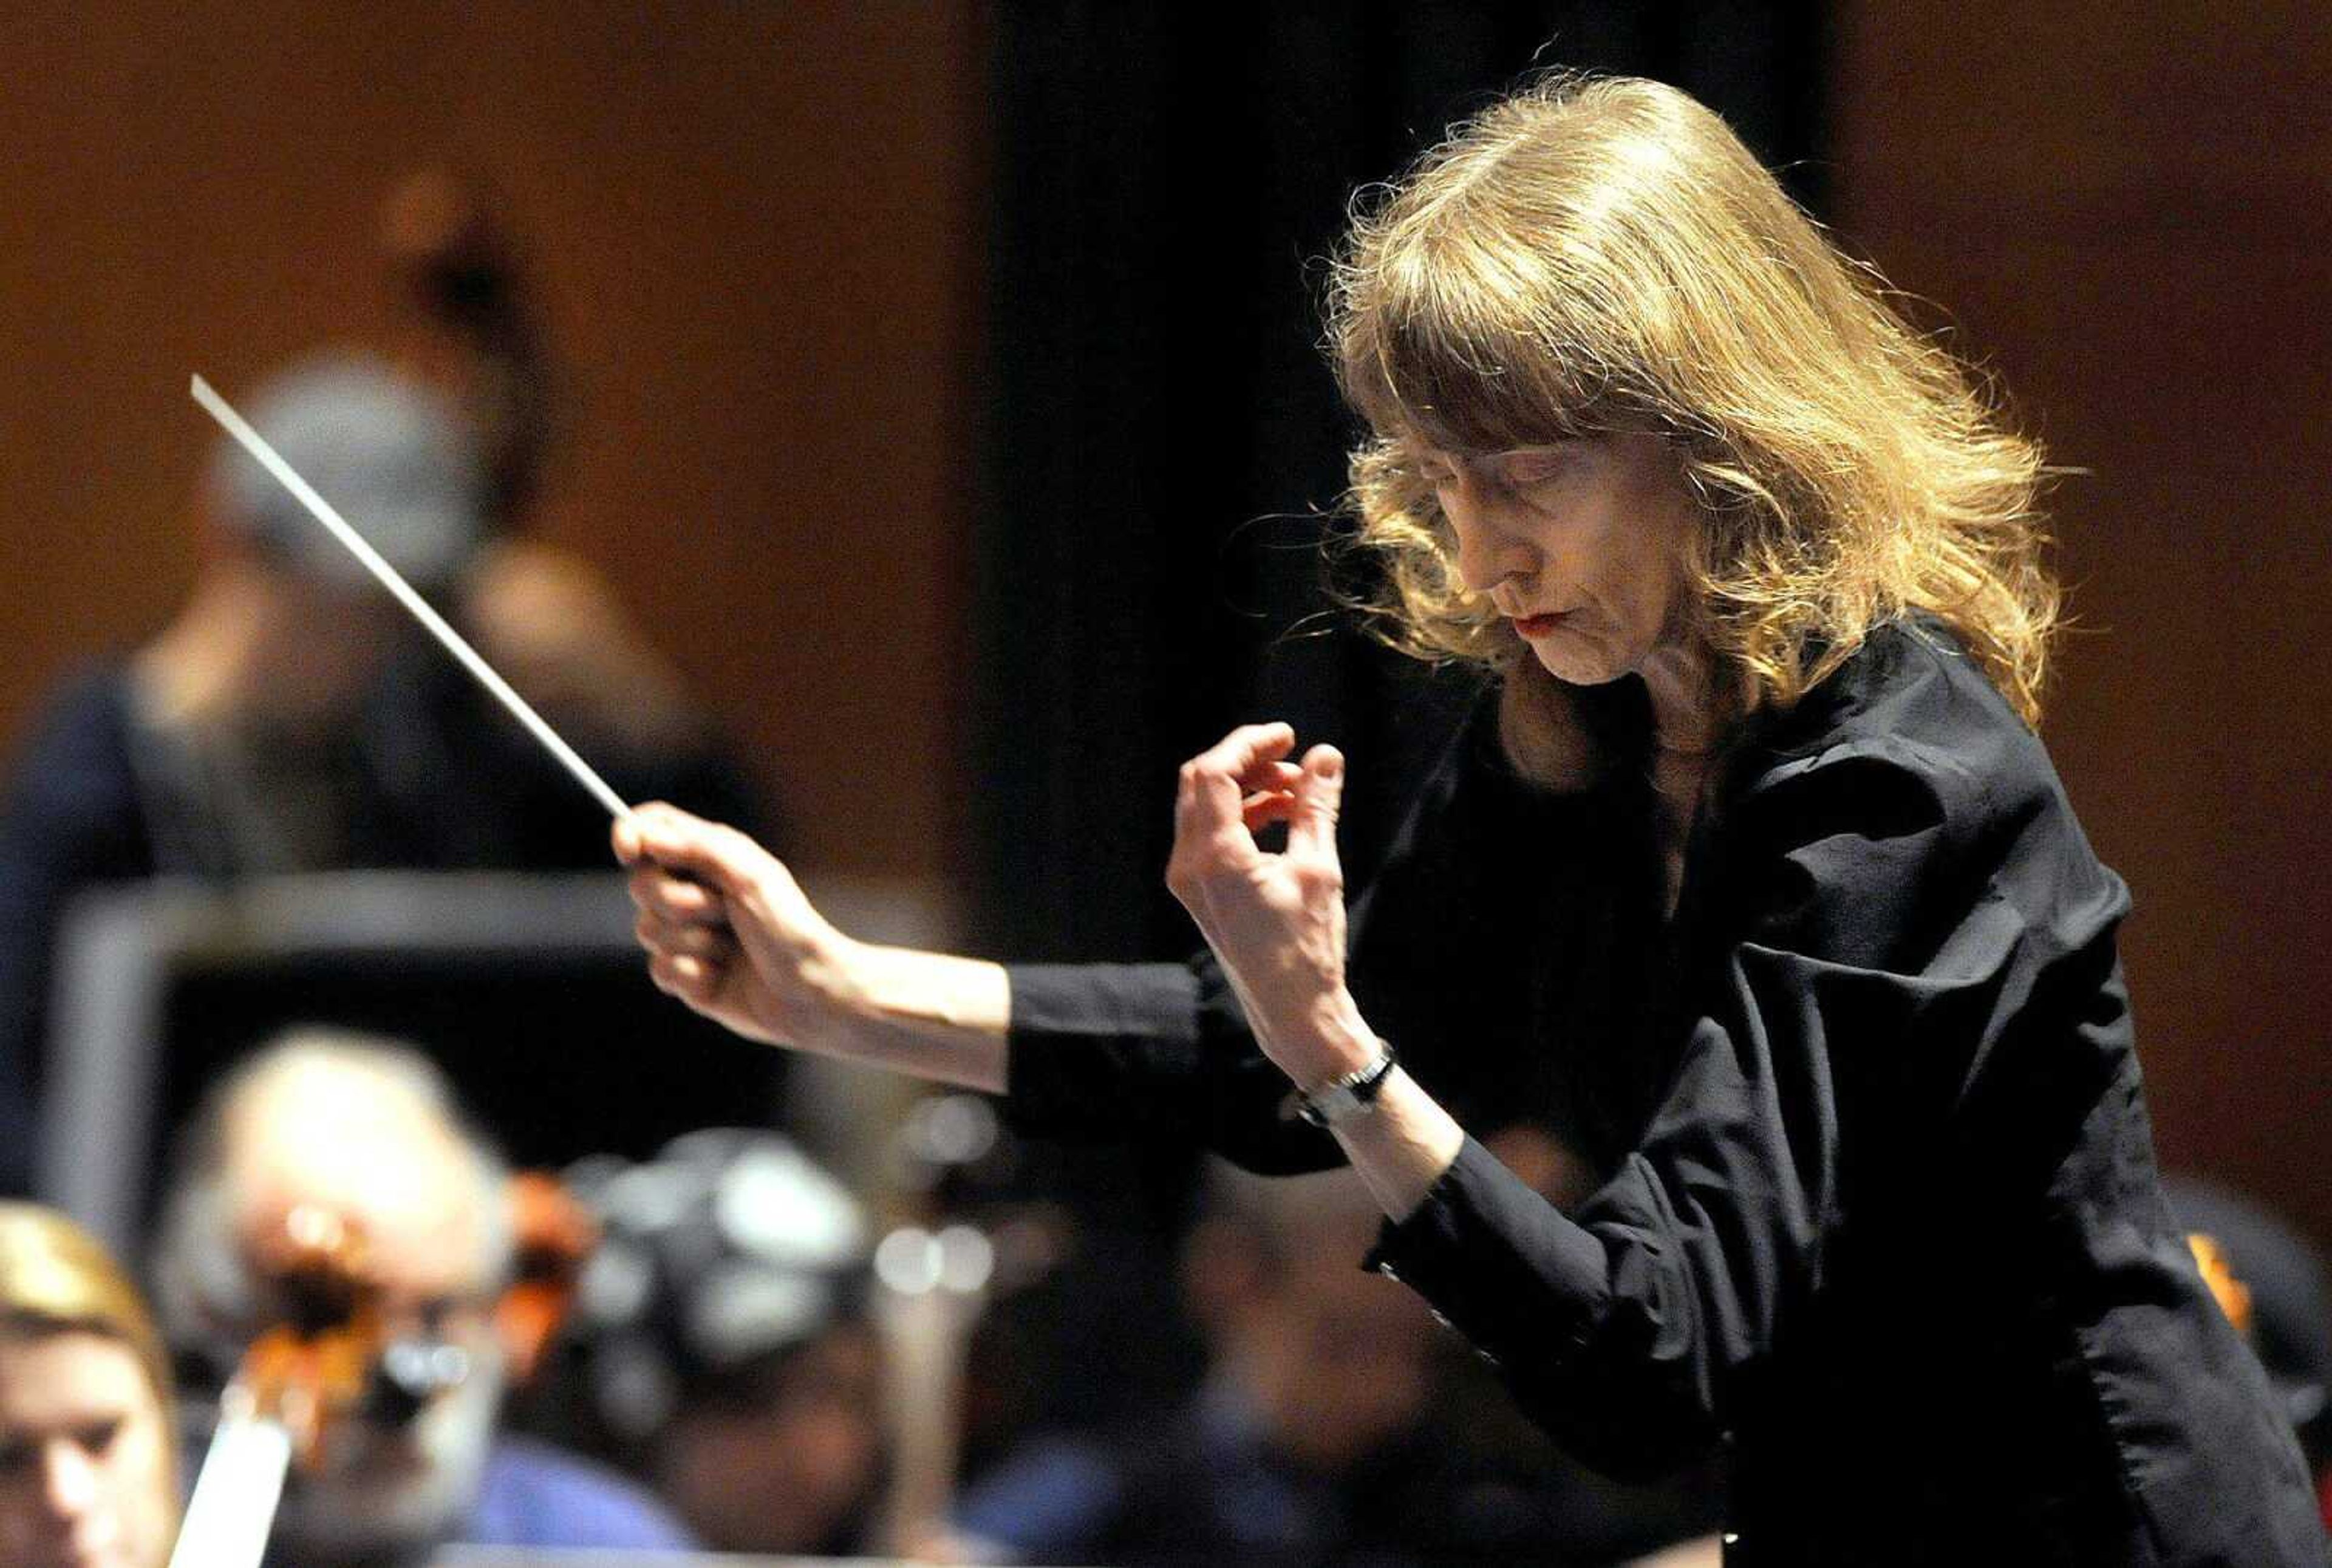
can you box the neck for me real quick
[134,567,275,734]
[1637,637,1725,756]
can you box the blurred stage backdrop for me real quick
[1,2,2325,1250]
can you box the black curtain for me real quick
[970,2,1829,963]
[958,5,1829,1453]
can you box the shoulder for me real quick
[0,663,151,864]
[1716,616,2121,963]
[465,1436,698,1551]
[1736,615,2073,837]
[955,1430,1131,1556]
[5,662,139,776]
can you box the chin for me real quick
[1530,641,1643,687]
[272,1355,503,1559]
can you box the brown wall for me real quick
[0,2,980,882]
[1833,4,2332,1249]
[5,6,2323,1245]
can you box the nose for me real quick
[39,1439,99,1521]
[1440,469,1538,596]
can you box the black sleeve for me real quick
[1366,727,2129,1480]
[1002,956,1342,1176]
[0,672,156,1195]
[1000,694,1610,1176]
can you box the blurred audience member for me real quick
[0,1203,178,1568]
[0,347,769,1195]
[556,1129,887,1555]
[2168,1174,2332,1526]
[149,1029,693,1564]
[955,1161,1716,1567]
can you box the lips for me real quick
[1510,612,1567,637]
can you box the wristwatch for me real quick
[1295,1040,1398,1129]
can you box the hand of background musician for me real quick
[464,539,703,751]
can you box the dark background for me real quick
[971,4,1825,961]
[2,2,2325,1255]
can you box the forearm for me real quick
[1267,992,1463,1221]
[1329,1064,1465,1221]
[817,939,1012,1094]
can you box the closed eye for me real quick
[1495,446,1578,487]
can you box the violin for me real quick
[498,1168,599,1384]
[165,1173,597,1568]
[166,1204,381,1568]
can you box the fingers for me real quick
[1286,744,1345,860]
[619,805,740,932]
[1239,758,1305,831]
[647,949,724,1004]
[1204,723,1297,787]
[634,875,737,1014]
[1241,790,1295,831]
[1178,735,1338,847]
[616,802,773,899]
[1176,723,1295,833]
[635,908,736,961]
[627,862,724,925]
[1171,725,1297,904]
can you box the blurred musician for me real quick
[148,1029,692,1565]
[557,1130,889,1556]
[0,1204,179,1568]
[0,182,771,1197]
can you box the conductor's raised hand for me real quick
[1165,723,1376,1090]
[615,803,854,1050]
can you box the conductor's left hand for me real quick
[1166,723,1377,1090]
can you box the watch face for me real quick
[1296,1046,1395,1129]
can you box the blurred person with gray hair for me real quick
[0,348,771,1196]
[149,1027,694,1565]
[549,1128,888,1556]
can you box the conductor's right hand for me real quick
[615,802,850,1049]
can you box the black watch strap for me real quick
[1295,1041,1398,1130]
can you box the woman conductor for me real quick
[618,76,2323,1563]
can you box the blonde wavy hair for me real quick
[1333,74,2058,760]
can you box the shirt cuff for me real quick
[1363,1134,1609,1371]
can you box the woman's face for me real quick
[0,1332,176,1568]
[1419,431,1698,686]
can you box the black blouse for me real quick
[1004,618,2324,1564]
